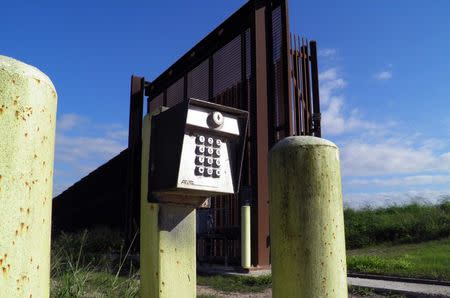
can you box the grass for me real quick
[344,201,450,249]
[51,227,139,297]
[197,274,271,293]
[51,270,139,298]
[48,202,450,296]
[347,236,450,281]
[348,286,406,298]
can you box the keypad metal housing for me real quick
[148,98,248,204]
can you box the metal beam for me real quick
[146,2,253,99]
[250,0,270,267]
[309,41,322,137]
[126,75,145,247]
[280,0,294,136]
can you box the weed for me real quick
[197,274,271,293]
[51,228,140,297]
[348,237,450,280]
[345,201,450,249]
[348,285,375,297]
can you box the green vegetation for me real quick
[51,228,139,297]
[197,274,271,293]
[48,202,450,296]
[344,201,450,249]
[348,237,450,280]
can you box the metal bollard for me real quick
[0,56,57,297]
[241,204,251,269]
[269,136,347,298]
[140,111,196,298]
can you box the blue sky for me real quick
[2,1,450,208]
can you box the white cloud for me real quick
[319,68,387,136]
[341,141,434,176]
[53,115,128,196]
[107,129,128,140]
[316,55,450,208]
[345,190,449,209]
[318,48,337,58]
[318,67,450,180]
[349,175,450,187]
[319,68,346,105]
[374,71,392,80]
[340,138,450,177]
[57,113,87,131]
[55,134,126,163]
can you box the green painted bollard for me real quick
[140,112,196,298]
[241,204,251,269]
[269,136,347,298]
[0,56,57,297]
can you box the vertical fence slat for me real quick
[309,41,321,137]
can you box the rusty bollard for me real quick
[269,136,347,298]
[0,56,57,297]
[140,111,196,298]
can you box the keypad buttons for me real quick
[205,168,213,176]
[195,156,205,165]
[196,145,205,155]
[196,135,205,144]
[213,159,221,167]
[195,166,205,176]
[193,134,223,178]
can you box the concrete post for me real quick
[0,56,57,297]
[241,204,251,269]
[140,112,196,298]
[269,136,347,298]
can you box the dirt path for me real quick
[197,286,383,297]
[197,285,271,297]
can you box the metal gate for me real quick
[126,0,321,267]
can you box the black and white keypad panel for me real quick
[194,134,222,178]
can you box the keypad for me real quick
[195,156,205,165]
[194,134,222,178]
[213,159,221,167]
[196,145,205,155]
[197,135,205,144]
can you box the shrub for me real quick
[344,201,450,249]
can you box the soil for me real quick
[197,286,385,297]
[197,286,271,297]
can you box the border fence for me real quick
[127,0,321,266]
[53,0,321,269]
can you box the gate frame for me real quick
[125,0,321,268]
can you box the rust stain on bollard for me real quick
[140,112,196,298]
[0,56,57,297]
[269,136,348,298]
